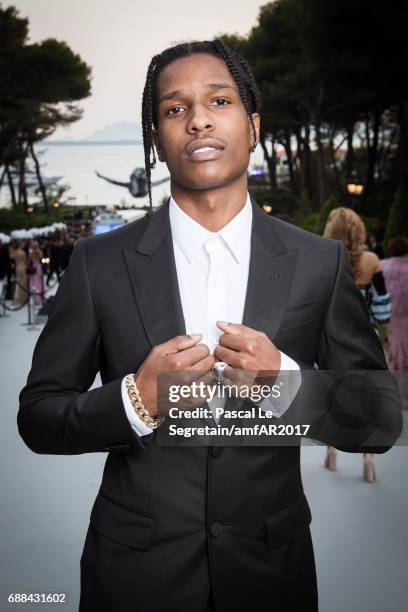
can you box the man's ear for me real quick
[152,129,165,162]
[250,113,260,150]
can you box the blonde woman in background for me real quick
[323,207,391,482]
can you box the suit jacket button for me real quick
[211,446,224,458]
[210,522,223,537]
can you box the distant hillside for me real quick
[45,122,143,145]
[84,122,142,142]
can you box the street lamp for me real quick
[346,179,364,208]
[262,204,273,214]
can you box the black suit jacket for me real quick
[18,198,402,612]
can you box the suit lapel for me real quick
[242,196,298,341]
[122,201,186,349]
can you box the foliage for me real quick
[0,3,92,212]
[314,194,344,236]
[250,187,299,215]
[0,205,93,233]
[220,0,408,219]
[384,189,408,249]
[293,211,320,235]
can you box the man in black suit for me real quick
[18,40,402,612]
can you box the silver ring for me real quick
[212,361,229,382]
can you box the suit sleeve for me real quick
[18,238,145,455]
[294,241,403,453]
[317,241,389,371]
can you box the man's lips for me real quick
[185,138,226,161]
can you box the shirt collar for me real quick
[169,193,252,264]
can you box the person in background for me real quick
[381,237,408,404]
[323,207,391,482]
[0,239,9,296]
[8,239,28,306]
[45,237,62,286]
[59,237,74,272]
[367,232,384,259]
[0,240,13,300]
[27,240,45,306]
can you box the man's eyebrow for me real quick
[157,82,238,104]
[205,82,238,93]
[158,89,184,104]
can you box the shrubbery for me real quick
[384,189,408,251]
[0,206,94,234]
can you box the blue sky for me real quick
[12,0,267,139]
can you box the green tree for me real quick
[220,0,408,218]
[384,189,408,247]
[0,4,92,212]
[315,194,344,236]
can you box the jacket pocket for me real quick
[90,492,157,551]
[265,493,312,550]
[278,300,319,331]
[278,318,314,332]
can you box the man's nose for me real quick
[187,103,214,133]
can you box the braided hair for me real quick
[141,40,261,216]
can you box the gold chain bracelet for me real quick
[125,374,164,428]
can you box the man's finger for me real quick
[214,344,243,367]
[172,343,210,366]
[216,321,260,337]
[190,354,216,371]
[165,333,202,355]
[218,333,247,351]
[190,343,211,366]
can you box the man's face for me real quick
[153,53,260,191]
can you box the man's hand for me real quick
[214,321,281,396]
[134,334,216,417]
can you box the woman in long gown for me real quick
[8,239,28,306]
[27,240,45,306]
[381,237,408,403]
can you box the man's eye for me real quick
[211,98,230,106]
[167,106,184,115]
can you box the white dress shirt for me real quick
[121,194,301,436]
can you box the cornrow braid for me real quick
[212,40,258,150]
[235,52,262,121]
[141,40,261,216]
[142,54,161,216]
